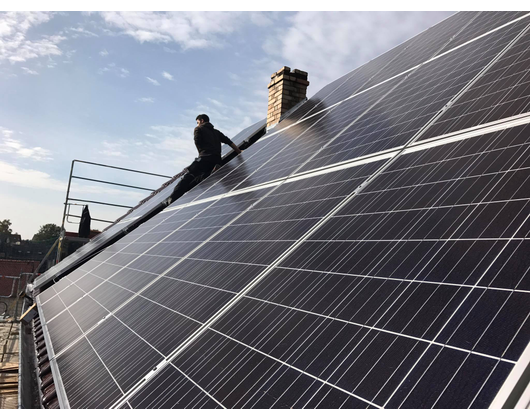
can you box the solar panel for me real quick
[32,11,530,409]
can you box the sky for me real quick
[0,10,454,239]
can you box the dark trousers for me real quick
[169,156,219,203]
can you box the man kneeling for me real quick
[166,114,242,205]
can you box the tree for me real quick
[32,224,62,242]
[0,219,12,234]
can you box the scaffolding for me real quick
[0,273,31,409]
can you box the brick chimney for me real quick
[267,66,309,127]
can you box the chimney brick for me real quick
[266,66,309,127]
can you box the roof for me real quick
[0,259,37,277]
[23,11,530,410]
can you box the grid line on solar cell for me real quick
[126,363,221,408]
[52,291,126,408]
[61,247,530,297]
[43,265,219,336]
[437,12,530,54]
[168,363,226,408]
[210,327,382,408]
[237,293,518,363]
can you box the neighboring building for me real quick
[0,259,36,297]
[0,235,54,261]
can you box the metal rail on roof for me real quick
[58,159,172,263]
[60,160,172,229]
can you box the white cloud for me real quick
[0,126,52,161]
[163,46,177,53]
[69,26,99,37]
[72,182,146,201]
[99,48,109,56]
[100,140,128,158]
[147,124,198,167]
[162,71,173,81]
[146,76,160,86]
[21,66,38,75]
[136,97,155,103]
[182,99,263,138]
[0,12,65,64]
[0,160,64,191]
[208,98,224,107]
[264,11,453,95]
[97,65,130,78]
[227,71,242,86]
[46,58,57,68]
[98,11,273,50]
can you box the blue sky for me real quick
[0,10,453,238]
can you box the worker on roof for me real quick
[165,114,242,205]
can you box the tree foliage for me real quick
[0,219,12,234]
[32,223,62,242]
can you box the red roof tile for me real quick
[0,259,38,296]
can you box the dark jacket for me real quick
[194,122,232,160]
[78,206,91,238]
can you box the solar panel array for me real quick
[34,12,530,409]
